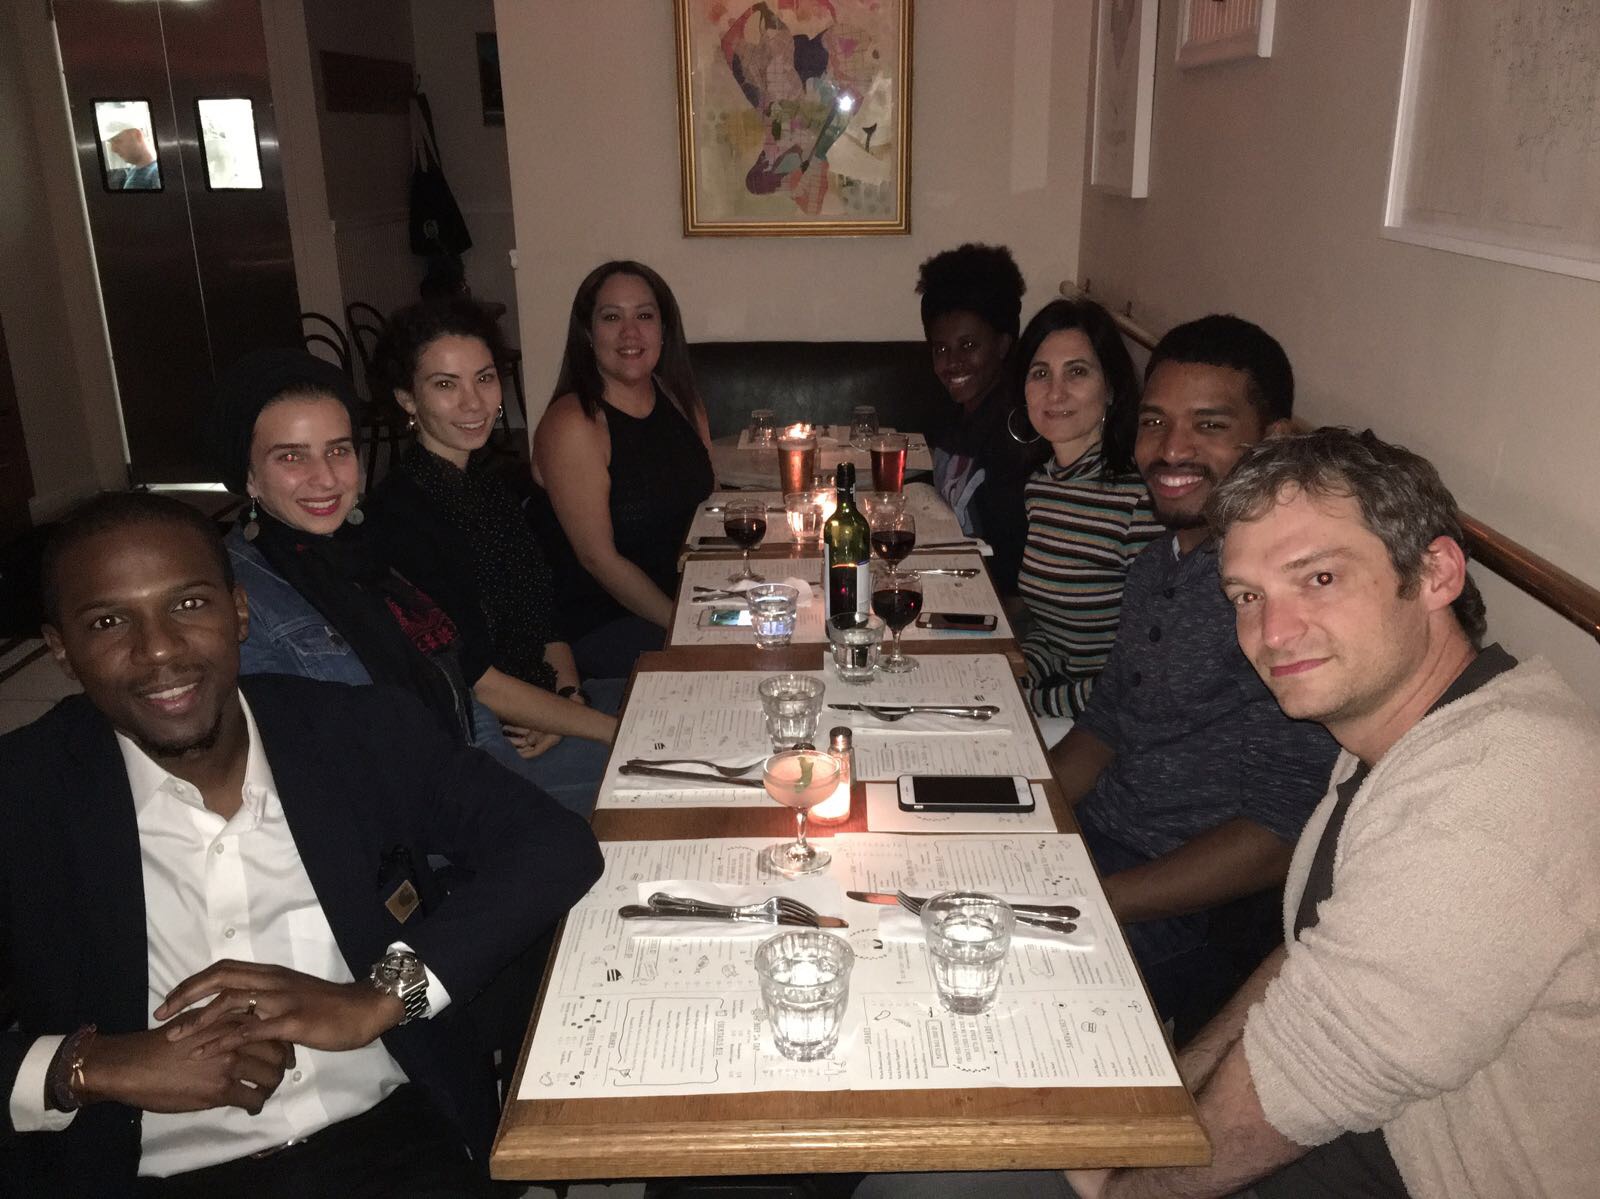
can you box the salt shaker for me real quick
[812,726,854,823]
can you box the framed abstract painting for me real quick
[674,0,913,237]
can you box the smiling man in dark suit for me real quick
[0,492,603,1197]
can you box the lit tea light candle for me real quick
[813,727,853,823]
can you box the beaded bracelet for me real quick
[46,1024,97,1113]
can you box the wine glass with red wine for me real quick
[724,499,768,583]
[871,565,922,673]
[869,509,916,576]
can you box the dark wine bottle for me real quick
[823,462,871,621]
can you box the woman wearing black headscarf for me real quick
[211,348,615,814]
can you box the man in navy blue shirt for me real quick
[1048,315,1339,1029]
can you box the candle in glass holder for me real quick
[813,727,853,823]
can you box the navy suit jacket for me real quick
[0,674,603,1197]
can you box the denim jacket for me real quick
[225,530,526,771]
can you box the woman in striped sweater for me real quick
[1013,299,1163,718]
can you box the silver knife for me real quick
[703,504,787,514]
[829,703,1000,717]
[845,890,1081,923]
[618,763,765,787]
[908,568,980,578]
[618,905,848,928]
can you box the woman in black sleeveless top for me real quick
[533,260,714,678]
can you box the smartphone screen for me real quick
[700,606,752,628]
[897,775,1034,812]
[915,611,997,630]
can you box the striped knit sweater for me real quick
[1017,447,1162,717]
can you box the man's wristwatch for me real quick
[369,948,429,1026]
[557,683,591,704]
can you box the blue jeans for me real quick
[472,678,625,817]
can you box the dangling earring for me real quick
[346,502,365,526]
[242,498,260,542]
[405,414,416,432]
[1006,407,1042,446]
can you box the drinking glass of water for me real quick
[747,583,799,649]
[849,405,879,449]
[920,892,1014,1015]
[758,673,826,749]
[754,930,854,1060]
[749,408,776,445]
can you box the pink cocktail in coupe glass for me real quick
[758,749,843,877]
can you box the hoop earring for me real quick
[1006,407,1042,446]
[242,498,260,542]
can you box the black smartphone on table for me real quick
[897,774,1034,813]
[915,611,998,632]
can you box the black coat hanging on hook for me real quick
[408,87,472,257]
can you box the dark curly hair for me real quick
[374,297,510,400]
[1011,298,1142,476]
[915,243,1026,340]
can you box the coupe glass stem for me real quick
[792,806,811,858]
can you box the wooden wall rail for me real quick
[1064,282,1600,644]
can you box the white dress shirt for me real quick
[7,695,450,1177]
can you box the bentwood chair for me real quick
[337,302,409,490]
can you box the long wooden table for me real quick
[490,646,1209,1181]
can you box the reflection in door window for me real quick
[94,100,162,191]
[197,98,264,190]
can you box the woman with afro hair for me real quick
[915,243,1037,593]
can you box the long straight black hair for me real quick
[551,260,705,430]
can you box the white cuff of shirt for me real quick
[388,941,451,1016]
[8,1036,76,1132]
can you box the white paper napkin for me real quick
[870,894,1096,952]
[691,576,816,608]
[623,877,847,938]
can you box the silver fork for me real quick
[625,756,767,777]
[895,889,1079,930]
[646,892,823,925]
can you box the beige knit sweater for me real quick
[1242,657,1600,1199]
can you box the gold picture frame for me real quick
[674,0,913,237]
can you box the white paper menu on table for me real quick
[517,834,1181,1100]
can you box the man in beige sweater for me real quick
[1068,428,1600,1199]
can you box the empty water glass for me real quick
[758,673,826,749]
[747,583,799,649]
[849,405,878,449]
[754,930,854,1061]
[784,492,826,545]
[825,613,884,684]
[921,892,1015,1015]
[749,408,776,445]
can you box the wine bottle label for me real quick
[827,560,870,618]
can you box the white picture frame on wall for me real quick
[1382,0,1600,283]
[1090,0,1157,198]
[1176,0,1275,69]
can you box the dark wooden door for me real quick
[0,320,35,543]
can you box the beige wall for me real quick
[1078,0,1600,709]
[0,0,128,519]
[263,0,342,321]
[410,0,519,342]
[495,0,1092,420]
[302,0,419,318]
